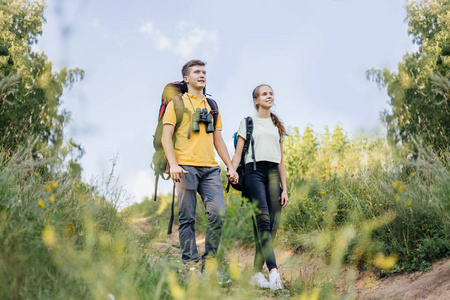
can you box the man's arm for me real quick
[161,124,187,182]
[213,130,238,183]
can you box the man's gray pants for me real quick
[176,165,226,264]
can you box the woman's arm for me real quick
[278,141,289,207]
[213,130,238,183]
[231,136,245,170]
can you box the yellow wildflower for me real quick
[393,181,399,188]
[400,185,405,192]
[34,172,39,177]
[405,200,411,208]
[395,196,400,203]
[44,185,50,191]
[373,253,398,270]
[229,259,241,281]
[42,225,57,248]
[167,272,185,300]
[321,191,326,195]
[67,223,75,235]
[50,196,55,203]
[65,198,68,202]
[51,181,57,188]
[322,212,325,215]
[39,200,45,208]
[411,173,416,177]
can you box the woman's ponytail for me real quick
[270,112,287,137]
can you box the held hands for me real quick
[170,164,188,182]
[226,167,239,185]
[281,190,289,207]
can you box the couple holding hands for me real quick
[161,59,289,290]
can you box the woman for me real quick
[231,84,289,290]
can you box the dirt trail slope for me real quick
[356,259,450,300]
[137,217,450,299]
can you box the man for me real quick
[162,59,237,272]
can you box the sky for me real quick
[36,0,415,208]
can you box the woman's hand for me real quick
[280,190,289,207]
[226,167,239,184]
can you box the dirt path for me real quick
[356,259,450,300]
[136,217,450,299]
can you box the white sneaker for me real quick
[269,269,283,290]
[249,272,270,288]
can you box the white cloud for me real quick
[139,22,173,50]
[131,170,154,203]
[89,18,125,47]
[140,20,219,60]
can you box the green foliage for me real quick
[330,124,348,154]
[281,126,450,274]
[367,0,450,153]
[0,0,84,162]
[0,147,135,299]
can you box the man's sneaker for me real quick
[268,269,283,290]
[249,272,270,288]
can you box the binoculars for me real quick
[192,108,214,133]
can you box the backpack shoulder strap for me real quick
[246,116,253,136]
[244,117,256,170]
[172,95,186,130]
[206,97,219,129]
[240,117,253,163]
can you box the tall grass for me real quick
[0,147,153,299]
[3,128,450,299]
[281,132,450,275]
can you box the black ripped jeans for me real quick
[244,161,282,272]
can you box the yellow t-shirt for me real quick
[163,93,222,167]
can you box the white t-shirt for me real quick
[238,116,285,165]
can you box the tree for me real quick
[320,125,331,147]
[298,124,318,173]
[367,0,450,154]
[283,126,301,183]
[0,0,84,160]
[330,123,348,154]
[300,124,318,155]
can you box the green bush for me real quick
[281,131,450,274]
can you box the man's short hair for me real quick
[182,60,206,77]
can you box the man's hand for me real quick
[280,190,289,207]
[226,167,239,184]
[170,164,188,182]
